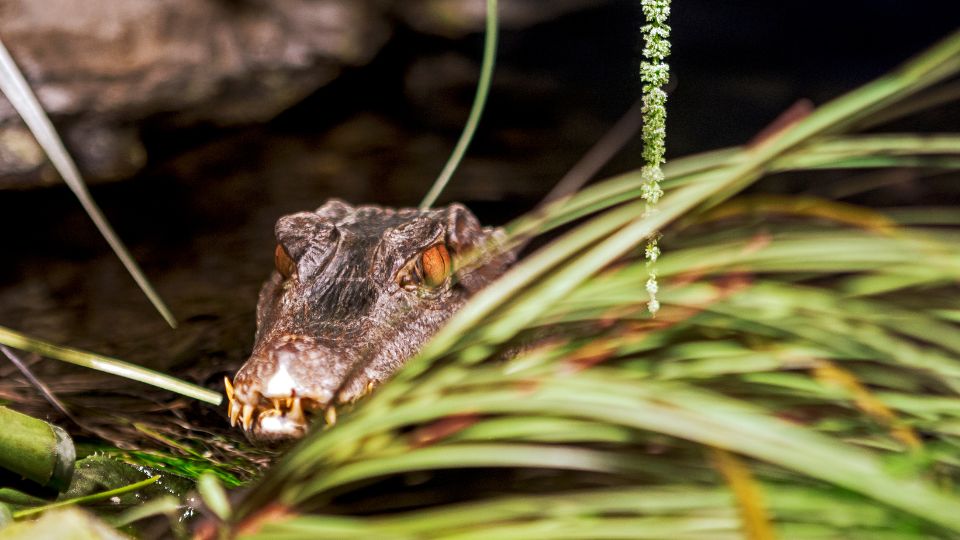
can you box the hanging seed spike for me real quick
[227,399,235,427]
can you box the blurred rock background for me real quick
[0,0,601,188]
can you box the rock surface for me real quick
[0,0,389,188]
[0,0,607,189]
[394,0,607,37]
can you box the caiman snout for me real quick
[227,335,346,442]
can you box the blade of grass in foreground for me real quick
[421,23,960,364]
[281,371,960,531]
[247,485,910,539]
[0,406,74,491]
[0,325,221,405]
[12,475,160,518]
[0,36,176,328]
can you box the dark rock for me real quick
[0,0,392,187]
[393,0,610,38]
[0,0,609,188]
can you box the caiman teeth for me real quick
[224,376,235,400]
[228,399,235,427]
[228,390,315,434]
[242,403,255,431]
[289,397,304,423]
[324,405,337,425]
[262,396,306,424]
[225,377,239,427]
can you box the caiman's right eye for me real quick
[421,244,451,288]
[275,244,296,279]
[397,243,452,291]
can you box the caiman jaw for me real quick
[224,376,332,440]
[226,334,354,442]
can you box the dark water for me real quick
[0,0,957,452]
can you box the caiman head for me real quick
[226,199,514,443]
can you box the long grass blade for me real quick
[0,36,176,328]
[0,325,221,405]
[12,475,160,518]
[418,0,498,209]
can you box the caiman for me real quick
[225,199,514,443]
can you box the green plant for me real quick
[639,0,672,314]
[208,28,960,540]
[419,0,499,210]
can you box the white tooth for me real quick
[289,397,304,423]
[223,376,235,400]
[242,404,255,431]
[324,406,337,425]
[229,400,241,427]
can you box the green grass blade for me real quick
[12,475,159,518]
[419,0,498,209]
[0,325,221,405]
[0,36,176,328]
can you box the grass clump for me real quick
[213,28,960,540]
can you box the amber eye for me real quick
[421,244,452,288]
[275,244,296,279]
[398,243,452,291]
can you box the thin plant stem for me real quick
[12,476,160,518]
[0,345,76,423]
[540,98,646,206]
[419,0,498,210]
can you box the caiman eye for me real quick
[421,244,452,287]
[275,244,296,279]
[398,243,452,291]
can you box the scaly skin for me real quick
[227,199,513,443]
